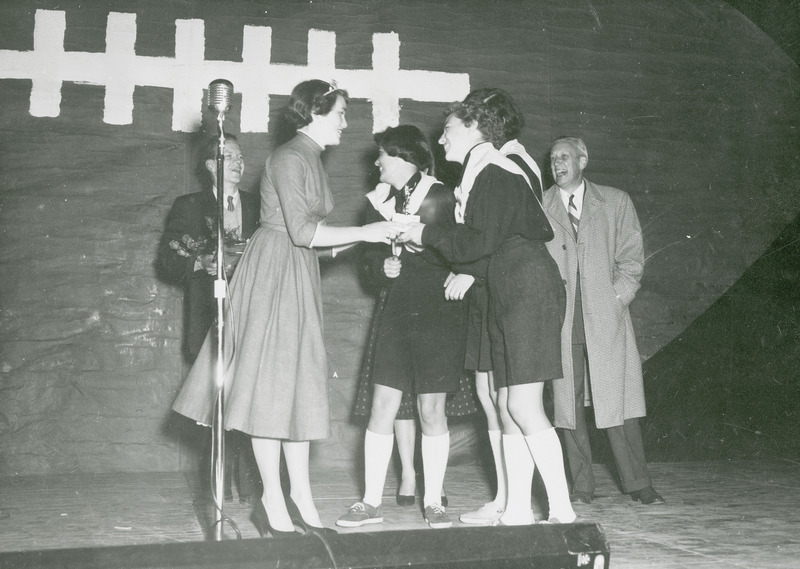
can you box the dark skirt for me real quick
[353,266,479,420]
[487,237,566,388]
[463,284,492,372]
[371,263,466,395]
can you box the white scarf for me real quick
[365,173,438,220]
[499,139,543,187]
[454,142,528,223]
[365,173,439,252]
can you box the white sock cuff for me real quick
[421,431,450,444]
[502,433,525,446]
[365,429,395,442]
[529,426,556,439]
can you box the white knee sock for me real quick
[363,430,394,507]
[525,428,576,523]
[488,430,507,506]
[422,432,450,507]
[501,434,535,524]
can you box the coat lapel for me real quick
[579,179,605,233]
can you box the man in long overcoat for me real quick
[543,137,663,505]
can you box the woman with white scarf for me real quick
[338,125,469,530]
[400,91,576,525]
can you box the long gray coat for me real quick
[543,179,647,429]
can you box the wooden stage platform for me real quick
[0,459,797,568]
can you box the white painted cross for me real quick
[0,9,471,133]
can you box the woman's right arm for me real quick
[270,151,402,248]
[310,222,400,248]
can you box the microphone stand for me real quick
[212,112,227,542]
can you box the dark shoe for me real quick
[285,496,337,537]
[398,493,445,506]
[396,493,415,506]
[252,501,301,538]
[423,503,452,529]
[336,502,384,527]
[630,486,664,505]
[239,492,261,506]
[570,491,593,504]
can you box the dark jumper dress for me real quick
[352,173,478,420]
[422,143,565,389]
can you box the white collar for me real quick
[364,173,438,221]
[499,139,542,185]
[454,142,526,223]
[211,187,240,200]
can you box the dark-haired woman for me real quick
[173,80,405,537]
[337,125,469,530]
[399,91,576,525]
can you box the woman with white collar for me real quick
[338,125,469,530]
[400,91,576,525]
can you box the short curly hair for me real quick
[448,88,524,148]
[374,125,434,173]
[283,79,350,131]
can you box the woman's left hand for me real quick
[444,272,476,300]
[397,222,425,246]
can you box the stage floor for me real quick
[1,459,798,568]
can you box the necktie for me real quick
[227,196,234,212]
[568,194,579,239]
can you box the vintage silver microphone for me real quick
[208,79,234,116]
[208,78,233,542]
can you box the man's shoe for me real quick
[336,502,384,527]
[460,502,504,525]
[424,503,452,529]
[630,486,664,505]
[570,491,593,504]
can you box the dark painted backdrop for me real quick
[1,0,799,476]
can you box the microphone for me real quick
[207,79,234,114]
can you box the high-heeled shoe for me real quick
[396,491,415,506]
[396,493,446,506]
[252,500,301,538]
[285,496,337,537]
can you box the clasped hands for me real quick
[375,221,424,280]
[396,222,425,247]
[368,220,425,246]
